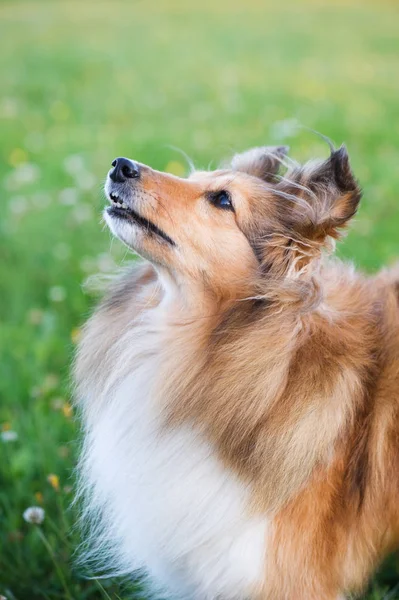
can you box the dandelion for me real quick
[23,506,45,524]
[49,286,66,302]
[62,403,73,419]
[1,430,18,443]
[32,515,73,600]
[47,474,60,492]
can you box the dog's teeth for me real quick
[109,193,129,210]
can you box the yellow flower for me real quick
[62,403,73,418]
[35,492,44,504]
[1,422,11,431]
[164,160,185,177]
[47,474,60,492]
[71,327,81,344]
[9,147,28,167]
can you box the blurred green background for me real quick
[0,0,398,598]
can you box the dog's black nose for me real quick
[109,157,140,183]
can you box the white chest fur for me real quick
[82,325,268,599]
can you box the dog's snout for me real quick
[110,157,140,183]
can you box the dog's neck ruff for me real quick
[78,289,269,599]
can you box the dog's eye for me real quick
[208,190,234,211]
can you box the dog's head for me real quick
[104,145,361,299]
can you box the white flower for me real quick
[23,506,45,524]
[75,171,96,191]
[270,118,300,140]
[63,154,85,176]
[1,430,18,442]
[9,195,28,216]
[59,187,78,206]
[49,286,66,302]
[4,163,40,189]
[0,96,18,119]
[71,204,94,224]
[97,253,116,273]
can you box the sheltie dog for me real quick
[75,145,399,599]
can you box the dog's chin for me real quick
[104,208,145,253]
[104,183,176,250]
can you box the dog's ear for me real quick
[254,146,361,279]
[231,146,289,182]
[278,145,362,242]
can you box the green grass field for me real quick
[1,0,398,598]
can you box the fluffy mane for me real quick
[74,147,399,599]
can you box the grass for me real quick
[0,0,398,598]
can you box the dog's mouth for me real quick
[106,192,175,246]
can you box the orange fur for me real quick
[75,146,399,599]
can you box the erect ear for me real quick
[231,145,289,182]
[279,145,362,241]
